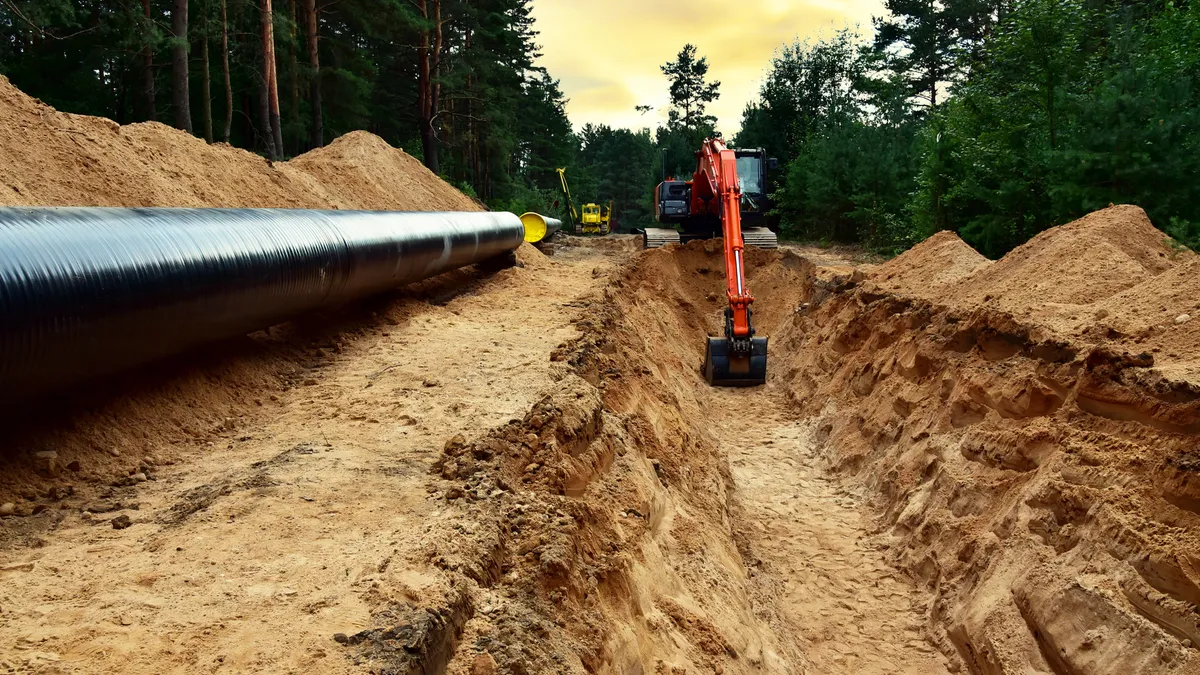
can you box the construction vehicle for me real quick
[556,168,610,235]
[580,200,613,235]
[645,146,779,249]
[678,138,769,387]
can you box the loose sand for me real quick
[1,74,1198,675]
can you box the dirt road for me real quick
[0,237,954,674]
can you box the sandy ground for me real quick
[0,243,608,673]
[3,74,1196,673]
[0,237,955,674]
[715,393,950,674]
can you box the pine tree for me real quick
[661,44,720,131]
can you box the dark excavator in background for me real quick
[644,144,779,249]
[654,137,769,387]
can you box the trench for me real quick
[589,240,953,673]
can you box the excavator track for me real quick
[642,227,777,250]
[643,227,681,249]
[741,227,778,249]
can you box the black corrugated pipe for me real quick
[0,207,525,401]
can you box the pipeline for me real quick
[519,212,562,244]
[0,207,524,400]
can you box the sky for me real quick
[528,0,887,137]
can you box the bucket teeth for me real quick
[703,336,768,387]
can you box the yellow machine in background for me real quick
[556,168,611,236]
[580,201,612,235]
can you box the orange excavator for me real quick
[677,138,769,387]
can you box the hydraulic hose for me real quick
[0,207,524,400]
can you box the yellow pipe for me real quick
[519,212,563,243]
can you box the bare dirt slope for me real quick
[786,206,1200,674]
[0,75,476,211]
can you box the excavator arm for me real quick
[556,168,579,227]
[696,138,768,386]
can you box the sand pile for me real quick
[0,74,530,540]
[0,74,475,212]
[783,205,1200,674]
[955,205,1178,310]
[870,230,991,296]
[874,206,1187,317]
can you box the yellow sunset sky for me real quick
[528,0,887,136]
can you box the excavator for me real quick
[556,168,611,235]
[664,137,769,387]
[645,145,778,249]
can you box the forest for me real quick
[736,0,1200,255]
[1,0,1197,254]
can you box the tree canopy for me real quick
[736,0,1200,255]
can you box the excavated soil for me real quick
[794,206,1200,674]
[2,75,1198,675]
[0,75,477,211]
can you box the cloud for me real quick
[530,0,884,135]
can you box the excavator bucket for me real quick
[703,336,768,387]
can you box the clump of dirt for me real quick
[285,131,481,211]
[963,205,1183,314]
[872,206,1193,329]
[783,205,1200,673]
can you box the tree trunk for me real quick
[432,0,442,130]
[201,15,213,143]
[221,0,232,142]
[466,23,478,187]
[259,78,276,158]
[287,0,300,154]
[416,0,439,174]
[141,0,156,121]
[303,0,322,148]
[262,0,284,158]
[171,0,192,133]
[929,63,938,109]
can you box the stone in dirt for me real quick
[471,652,497,675]
[110,514,133,530]
[0,503,14,516]
[33,450,60,477]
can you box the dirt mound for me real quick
[0,74,474,212]
[285,131,480,211]
[953,205,1182,313]
[779,206,1200,674]
[870,230,990,296]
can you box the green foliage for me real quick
[660,44,720,131]
[739,0,1200,258]
[919,0,1200,256]
[741,30,919,251]
[573,124,659,231]
[645,44,724,184]
[1165,218,1199,252]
